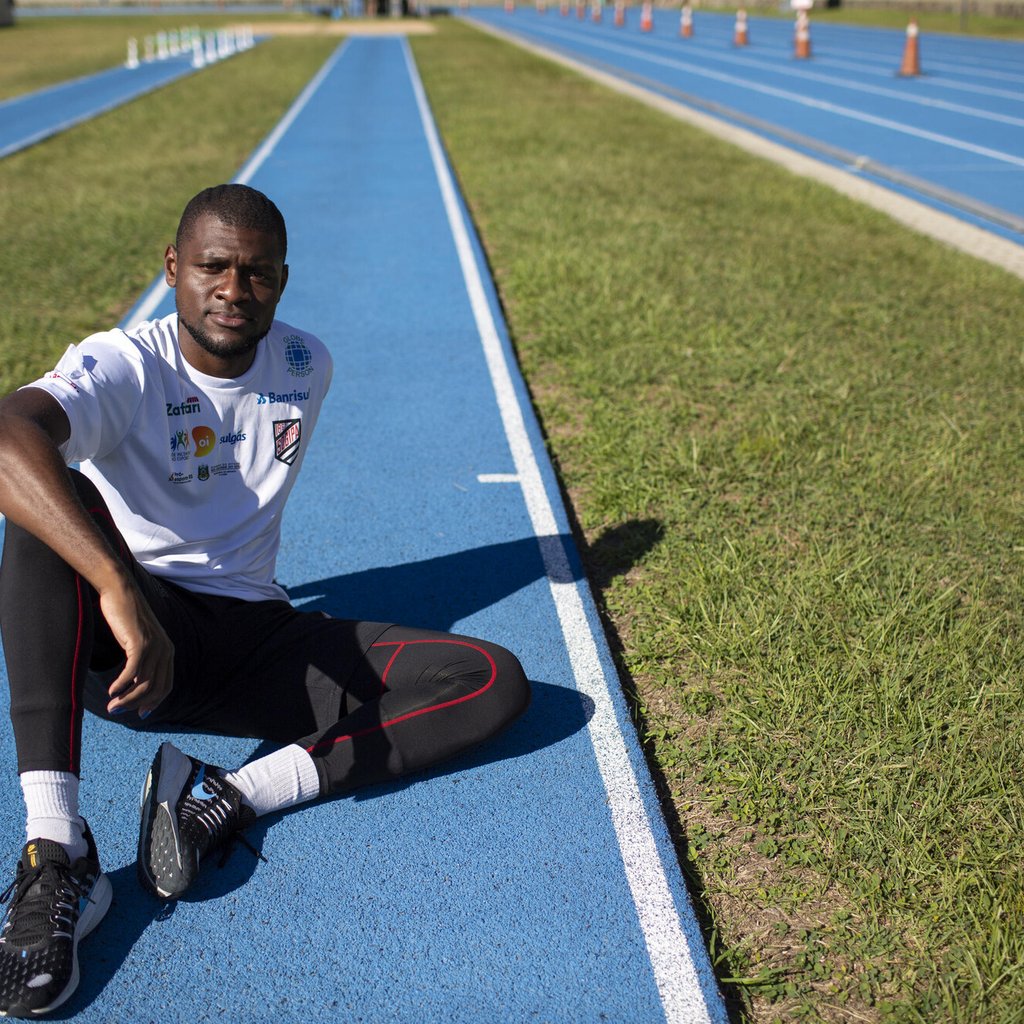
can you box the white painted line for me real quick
[507,20,1024,169]
[477,473,520,484]
[402,37,725,1024]
[125,40,350,328]
[469,18,1024,282]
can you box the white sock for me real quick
[20,771,88,861]
[222,745,321,818]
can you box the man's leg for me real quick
[298,624,531,795]
[0,470,158,1016]
[136,615,530,899]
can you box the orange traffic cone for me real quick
[794,10,811,58]
[680,2,693,38]
[898,19,921,76]
[614,0,625,26]
[733,7,748,45]
[640,0,653,30]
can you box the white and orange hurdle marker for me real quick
[592,0,602,20]
[504,0,514,10]
[640,0,653,30]
[614,0,626,26]
[679,1,693,38]
[733,8,748,45]
[560,0,569,15]
[794,9,811,58]
[899,18,922,76]
[536,0,546,13]
[576,0,586,17]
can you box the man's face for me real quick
[165,211,288,377]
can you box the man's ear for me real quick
[164,245,178,287]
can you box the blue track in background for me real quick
[0,35,260,160]
[464,6,1024,244]
[0,36,725,1024]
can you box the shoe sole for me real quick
[0,871,112,1019]
[137,742,194,900]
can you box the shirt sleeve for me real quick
[22,331,146,464]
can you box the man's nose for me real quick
[216,268,248,303]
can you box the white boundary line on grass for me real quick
[467,17,1024,282]
[125,40,350,327]
[402,37,725,1024]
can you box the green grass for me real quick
[410,20,1024,1024]
[2,11,1024,1023]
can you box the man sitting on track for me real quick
[0,183,530,1018]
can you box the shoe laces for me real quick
[182,776,266,869]
[0,862,94,946]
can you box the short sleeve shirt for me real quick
[25,313,333,602]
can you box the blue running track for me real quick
[0,36,726,1024]
[0,37,260,161]
[464,6,1024,244]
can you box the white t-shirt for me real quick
[25,312,332,602]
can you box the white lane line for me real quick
[506,20,1024,169]
[478,473,521,483]
[125,40,350,328]
[626,35,1024,128]
[402,36,726,1024]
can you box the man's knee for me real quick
[488,642,531,727]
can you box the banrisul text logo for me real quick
[167,395,201,417]
[256,389,310,406]
[283,335,313,378]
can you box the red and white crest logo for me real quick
[273,418,302,466]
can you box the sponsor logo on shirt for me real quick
[167,395,201,417]
[273,418,302,466]
[45,370,80,393]
[256,389,310,406]
[192,425,216,459]
[170,429,190,461]
[220,431,246,446]
[283,335,313,378]
[198,465,210,482]
[168,470,193,485]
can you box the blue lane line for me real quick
[463,7,1024,244]
[0,42,261,161]
[0,36,725,1023]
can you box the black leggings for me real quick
[0,471,530,795]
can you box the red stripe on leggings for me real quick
[69,574,85,773]
[305,639,498,757]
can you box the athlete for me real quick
[0,184,530,1018]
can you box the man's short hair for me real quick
[175,184,288,259]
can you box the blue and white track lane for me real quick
[0,36,725,1023]
[464,7,1024,244]
[0,41,259,161]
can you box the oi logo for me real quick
[192,426,217,458]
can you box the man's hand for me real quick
[100,576,174,719]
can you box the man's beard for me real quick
[179,314,270,362]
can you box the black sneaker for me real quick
[0,824,112,1018]
[137,741,256,900]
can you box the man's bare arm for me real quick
[0,388,173,717]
